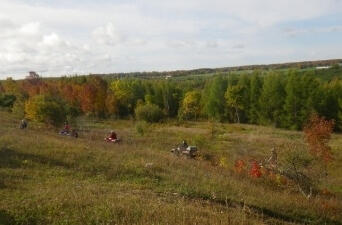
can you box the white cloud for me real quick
[19,22,40,36]
[92,22,123,46]
[41,33,62,46]
[0,0,341,78]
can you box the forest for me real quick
[1,65,342,130]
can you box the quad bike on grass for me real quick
[59,121,78,138]
[171,140,198,158]
[59,130,78,138]
[104,131,121,144]
[104,137,121,143]
[59,129,78,138]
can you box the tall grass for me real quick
[0,111,341,225]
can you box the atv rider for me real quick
[19,119,27,129]
[105,131,119,142]
[60,121,71,135]
[180,140,188,149]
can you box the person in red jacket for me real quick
[60,121,71,135]
[105,131,119,142]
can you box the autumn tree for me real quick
[21,73,44,97]
[105,90,119,117]
[79,83,97,115]
[59,84,79,107]
[2,77,19,95]
[25,95,67,126]
[90,76,108,117]
[110,80,144,117]
[281,114,335,198]
[178,90,201,120]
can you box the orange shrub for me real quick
[304,114,334,163]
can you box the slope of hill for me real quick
[0,111,341,225]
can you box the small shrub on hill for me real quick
[135,121,150,136]
[249,161,262,178]
[304,113,335,163]
[135,103,164,123]
[278,115,335,198]
[234,159,246,174]
[0,94,16,108]
[11,99,25,117]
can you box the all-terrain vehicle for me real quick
[59,129,78,138]
[104,131,121,143]
[171,141,198,158]
[104,137,121,143]
[19,119,27,129]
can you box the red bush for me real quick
[249,161,262,178]
[304,114,335,163]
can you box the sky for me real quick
[0,0,342,79]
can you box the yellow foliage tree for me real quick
[179,91,201,120]
[25,95,66,126]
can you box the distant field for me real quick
[0,111,341,225]
[169,66,342,81]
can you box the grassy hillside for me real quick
[0,111,341,225]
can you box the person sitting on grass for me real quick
[105,131,119,142]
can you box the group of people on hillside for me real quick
[59,121,120,142]
[18,118,197,157]
[19,119,120,142]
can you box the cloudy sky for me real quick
[0,0,342,79]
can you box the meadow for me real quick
[0,110,341,225]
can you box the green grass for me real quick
[0,111,341,225]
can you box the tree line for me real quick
[0,68,341,130]
[86,59,342,80]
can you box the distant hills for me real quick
[90,58,342,79]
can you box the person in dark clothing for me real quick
[19,119,27,129]
[181,140,188,148]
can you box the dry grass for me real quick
[0,111,341,225]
